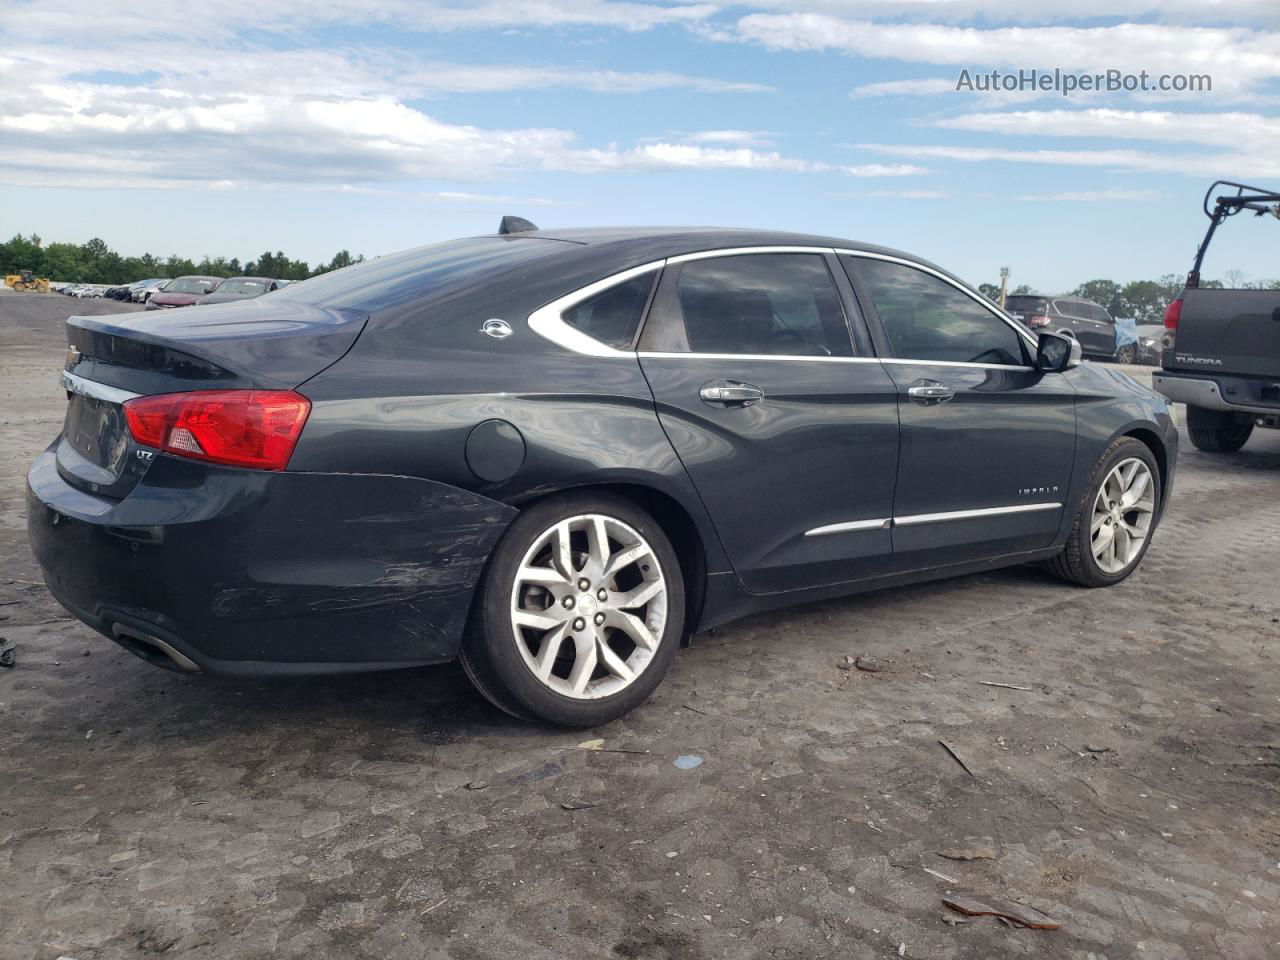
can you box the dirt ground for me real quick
[1,290,1277,960]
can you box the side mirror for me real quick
[1037,331,1081,372]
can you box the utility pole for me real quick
[998,266,1009,309]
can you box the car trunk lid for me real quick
[57,300,366,498]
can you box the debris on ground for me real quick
[838,655,855,670]
[942,894,1061,929]
[923,866,958,884]
[938,844,998,861]
[464,780,488,790]
[1084,744,1114,753]
[978,680,1033,691]
[0,638,14,669]
[855,656,884,673]
[578,738,605,750]
[674,755,704,769]
[941,913,970,927]
[560,799,605,810]
[938,740,977,778]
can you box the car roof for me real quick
[479,225,969,287]
[508,225,913,259]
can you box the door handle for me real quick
[700,381,764,406]
[907,382,955,404]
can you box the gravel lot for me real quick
[1,291,1277,960]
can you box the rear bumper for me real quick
[1153,371,1280,416]
[27,448,516,675]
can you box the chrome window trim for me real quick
[665,245,836,265]
[639,351,880,364]
[526,259,666,358]
[527,244,1042,364]
[61,370,140,405]
[893,502,1061,527]
[805,517,891,537]
[834,248,1039,352]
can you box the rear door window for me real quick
[639,253,853,357]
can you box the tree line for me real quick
[978,273,1280,325]
[0,234,363,285]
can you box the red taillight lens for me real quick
[124,390,310,471]
[1027,314,1050,328]
[1163,299,1182,329]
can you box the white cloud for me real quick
[850,78,957,98]
[1019,188,1161,201]
[868,188,948,198]
[857,141,1280,179]
[399,65,772,94]
[733,15,1280,98]
[733,0,1275,26]
[936,108,1280,149]
[0,0,721,40]
[840,163,928,176]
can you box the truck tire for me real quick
[1186,405,1253,453]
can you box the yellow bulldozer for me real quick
[4,269,50,293]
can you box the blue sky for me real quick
[1,1,1277,292]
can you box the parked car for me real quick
[1154,180,1280,452]
[1005,294,1120,360]
[194,277,282,305]
[132,279,170,303]
[28,221,1177,726]
[145,275,220,310]
[1132,324,1165,365]
[104,285,133,301]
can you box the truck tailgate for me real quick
[1170,287,1280,376]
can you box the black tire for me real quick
[1045,437,1162,588]
[1114,344,1134,365]
[459,491,685,727]
[1186,405,1253,453]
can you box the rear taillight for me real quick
[1027,314,1050,328]
[124,390,310,471]
[1163,299,1183,329]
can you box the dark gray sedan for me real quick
[195,277,283,305]
[28,222,1177,725]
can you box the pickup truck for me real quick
[1153,181,1280,452]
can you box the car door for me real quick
[841,253,1078,570]
[637,250,900,594]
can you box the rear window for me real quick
[270,237,565,312]
[1004,296,1049,315]
[216,279,268,295]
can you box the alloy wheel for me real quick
[510,514,668,699]
[1090,457,1155,574]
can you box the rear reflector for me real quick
[124,390,310,471]
[1163,298,1183,330]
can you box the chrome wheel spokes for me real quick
[511,514,667,699]
[1090,457,1155,574]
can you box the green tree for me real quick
[977,282,1000,301]
[1071,279,1124,316]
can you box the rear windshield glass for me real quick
[270,237,566,312]
[216,279,268,295]
[165,277,215,294]
[1004,296,1050,315]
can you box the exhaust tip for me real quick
[111,625,201,673]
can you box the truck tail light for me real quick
[1162,298,1182,330]
[124,390,310,471]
